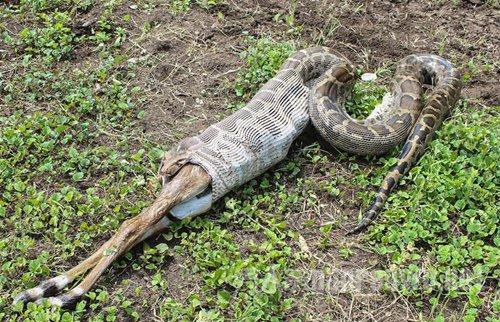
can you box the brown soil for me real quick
[120,0,498,150]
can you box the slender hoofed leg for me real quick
[14,164,211,307]
[13,240,111,304]
[14,218,170,305]
[39,216,173,307]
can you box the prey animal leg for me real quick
[13,240,111,304]
[39,216,171,307]
[14,164,211,307]
[14,218,171,306]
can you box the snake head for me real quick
[158,137,203,186]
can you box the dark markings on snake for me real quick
[395,161,409,175]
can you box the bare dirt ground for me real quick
[120,0,498,147]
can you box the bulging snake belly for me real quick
[162,47,462,233]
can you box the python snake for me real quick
[12,47,462,309]
[160,47,462,233]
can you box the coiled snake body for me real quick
[161,47,461,232]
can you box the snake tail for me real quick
[348,55,462,234]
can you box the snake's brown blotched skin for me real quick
[309,52,462,233]
[160,47,462,232]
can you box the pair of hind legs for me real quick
[14,164,211,307]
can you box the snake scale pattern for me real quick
[161,47,461,232]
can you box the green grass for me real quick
[363,106,499,321]
[0,4,162,320]
[233,36,296,100]
[169,0,222,13]
[17,11,75,63]
[0,1,498,321]
[344,78,387,119]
